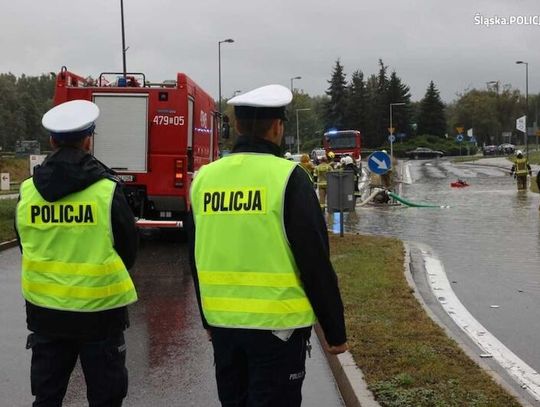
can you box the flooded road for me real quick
[0,236,342,406]
[346,157,540,375]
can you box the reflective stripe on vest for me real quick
[191,153,317,330]
[515,157,528,175]
[16,178,137,312]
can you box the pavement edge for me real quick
[0,239,17,251]
[403,241,536,407]
[314,324,380,407]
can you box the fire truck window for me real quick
[159,92,168,101]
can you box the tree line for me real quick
[0,67,536,153]
[0,73,55,151]
[306,58,537,151]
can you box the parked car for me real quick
[405,147,444,159]
[310,148,327,164]
[482,145,498,156]
[498,143,515,155]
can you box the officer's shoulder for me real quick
[102,174,123,185]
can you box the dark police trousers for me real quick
[211,326,312,407]
[26,332,128,407]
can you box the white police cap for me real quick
[228,85,292,108]
[42,100,99,139]
[228,85,292,120]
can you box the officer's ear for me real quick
[49,136,57,149]
[82,135,93,152]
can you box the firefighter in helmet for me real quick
[16,100,138,406]
[510,150,532,190]
[188,85,347,406]
[315,155,332,209]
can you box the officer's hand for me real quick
[326,342,348,355]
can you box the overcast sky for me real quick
[2,0,539,102]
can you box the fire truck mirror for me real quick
[222,115,230,139]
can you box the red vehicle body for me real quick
[53,67,219,225]
[322,130,362,162]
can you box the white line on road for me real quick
[421,247,540,401]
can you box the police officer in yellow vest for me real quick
[188,85,347,406]
[510,150,532,190]
[15,100,138,407]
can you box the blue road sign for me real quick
[367,151,391,175]
[388,134,396,143]
[456,134,464,142]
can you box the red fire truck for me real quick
[323,129,362,163]
[53,66,219,227]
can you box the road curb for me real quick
[403,241,537,407]
[0,239,17,251]
[314,324,380,407]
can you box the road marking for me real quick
[421,248,540,401]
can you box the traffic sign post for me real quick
[1,173,10,191]
[456,134,463,157]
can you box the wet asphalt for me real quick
[349,156,540,380]
[0,234,343,406]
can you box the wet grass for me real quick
[330,234,521,407]
[0,199,17,242]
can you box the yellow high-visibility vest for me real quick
[515,157,529,175]
[190,153,316,330]
[16,178,137,312]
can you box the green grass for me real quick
[527,149,540,165]
[0,199,17,242]
[330,234,520,407]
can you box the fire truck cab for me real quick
[323,129,362,164]
[53,66,219,226]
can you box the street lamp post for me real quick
[296,108,311,154]
[218,38,234,137]
[120,0,127,79]
[290,76,301,92]
[516,61,529,155]
[389,102,405,159]
[487,81,501,144]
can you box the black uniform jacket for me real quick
[187,136,347,346]
[15,147,138,340]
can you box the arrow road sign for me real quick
[516,115,526,133]
[367,151,391,175]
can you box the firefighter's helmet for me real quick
[342,156,354,166]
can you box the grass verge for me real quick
[330,234,520,407]
[0,199,17,242]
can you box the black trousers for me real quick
[26,332,128,407]
[211,327,311,407]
